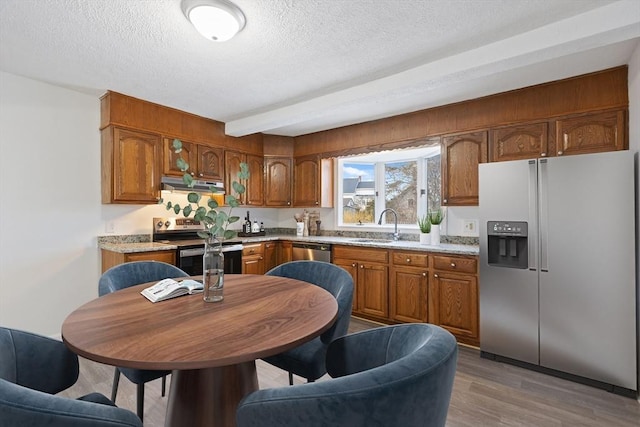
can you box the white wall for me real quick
[0,72,102,336]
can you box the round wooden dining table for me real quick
[62,274,338,427]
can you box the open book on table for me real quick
[141,278,203,303]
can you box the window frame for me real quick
[336,145,441,229]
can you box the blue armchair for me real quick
[237,323,458,427]
[263,260,354,385]
[98,260,188,420]
[0,327,142,427]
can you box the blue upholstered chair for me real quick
[98,260,188,420]
[237,323,458,427]
[263,260,354,385]
[0,327,142,427]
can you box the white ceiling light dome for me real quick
[181,0,246,42]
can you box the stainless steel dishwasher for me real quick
[292,242,332,263]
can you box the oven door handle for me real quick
[180,248,205,258]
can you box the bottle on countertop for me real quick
[252,220,260,233]
[260,222,265,233]
[244,211,251,234]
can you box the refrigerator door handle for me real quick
[539,159,549,272]
[528,160,538,271]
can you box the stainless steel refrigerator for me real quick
[479,150,636,395]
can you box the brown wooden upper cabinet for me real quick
[163,138,224,181]
[293,156,334,207]
[101,126,162,204]
[555,110,625,156]
[441,131,488,206]
[225,150,263,206]
[489,122,549,162]
[264,157,292,206]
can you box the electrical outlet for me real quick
[105,221,116,234]
[462,219,478,236]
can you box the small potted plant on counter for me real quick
[417,214,431,245]
[428,208,444,245]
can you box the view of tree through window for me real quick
[385,161,417,224]
[338,145,441,227]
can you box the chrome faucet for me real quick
[378,208,400,241]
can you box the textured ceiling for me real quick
[0,0,638,137]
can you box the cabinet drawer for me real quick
[392,251,428,268]
[432,255,477,274]
[242,243,264,256]
[333,245,388,263]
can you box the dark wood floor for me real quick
[61,317,640,426]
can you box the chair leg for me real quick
[136,384,145,421]
[110,368,120,402]
[161,375,167,397]
[288,372,294,386]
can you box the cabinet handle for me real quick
[450,262,456,268]
[315,201,319,205]
[434,274,439,278]
[352,263,357,267]
[422,272,426,277]
[557,150,563,156]
[190,172,195,176]
[443,199,447,204]
[198,173,203,177]
[406,258,411,263]
[541,152,546,157]
[259,256,263,260]
[360,265,364,269]
[287,201,291,205]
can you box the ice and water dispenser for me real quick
[486,221,528,269]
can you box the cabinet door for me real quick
[245,154,264,206]
[225,150,245,204]
[264,157,292,206]
[197,145,224,181]
[293,156,319,207]
[242,255,264,275]
[109,127,161,203]
[264,241,278,272]
[441,131,487,206]
[555,110,625,156]
[430,271,479,345]
[278,241,293,265]
[489,122,548,162]
[334,260,359,314]
[389,266,428,323]
[358,263,389,318]
[163,138,196,177]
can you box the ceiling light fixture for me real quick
[181,0,246,42]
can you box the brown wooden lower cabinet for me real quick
[101,249,176,274]
[278,241,293,265]
[334,246,479,346]
[263,241,278,273]
[333,246,389,320]
[389,251,429,323]
[429,255,479,346]
[242,243,264,274]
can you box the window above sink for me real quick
[337,144,441,229]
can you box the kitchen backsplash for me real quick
[99,229,478,246]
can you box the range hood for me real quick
[161,176,225,194]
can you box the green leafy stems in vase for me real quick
[158,139,250,302]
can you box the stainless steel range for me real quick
[152,217,243,275]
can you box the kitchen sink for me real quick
[349,238,394,244]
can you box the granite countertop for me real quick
[99,234,479,256]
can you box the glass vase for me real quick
[203,236,224,302]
